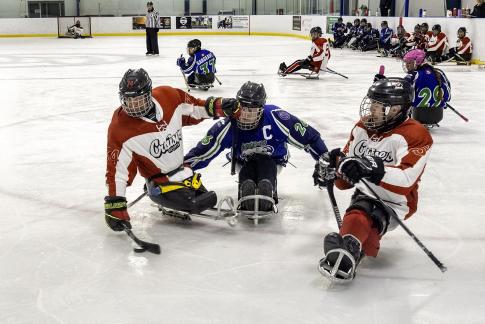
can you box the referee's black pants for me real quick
[146,28,159,54]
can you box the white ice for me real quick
[1,36,484,324]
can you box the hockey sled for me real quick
[278,69,320,79]
[157,195,238,227]
[318,249,357,283]
[187,83,214,91]
[236,194,278,225]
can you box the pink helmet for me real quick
[403,49,426,65]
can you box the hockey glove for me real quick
[205,97,241,119]
[176,56,185,68]
[373,74,386,82]
[104,196,131,232]
[337,155,385,185]
[313,149,345,187]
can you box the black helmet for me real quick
[361,18,367,24]
[237,81,266,107]
[354,18,360,25]
[360,78,414,132]
[187,39,201,51]
[337,17,343,22]
[458,26,467,34]
[421,22,429,30]
[119,68,153,117]
[310,26,322,34]
[236,81,267,130]
[414,24,421,32]
[381,20,388,27]
[432,24,441,33]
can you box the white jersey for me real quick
[106,86,210,197]
[336,118,433,221]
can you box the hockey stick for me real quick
[230,119,237,175]
[215,75,222,85]
[446,103,469,122]
[124,188,161,254]
[123,223,161,255]
[322,67,349,79]
[179,55,191,92]
[127,191,147,208]
[361,179,447,273]
[326,180,342,228]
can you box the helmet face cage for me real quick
[237,104,264,130]
[458,27,466,38]
[120,91,152,118]
[360,97,407,132]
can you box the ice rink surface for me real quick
[1,35,484,324]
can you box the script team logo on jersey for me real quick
[354,139,393,163]
[149,130,183,158]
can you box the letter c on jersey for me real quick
[262,125,273,140]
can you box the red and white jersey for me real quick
[106,86,210,197]
[456,36,472,54]
[427,32,448,52]
[310,37,331,70]
[336,118,433,221]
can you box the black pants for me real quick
[380,7,389,16]
[188,72,215,85]
[238,155,278,200]
[146,28,159,54]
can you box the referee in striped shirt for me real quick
[145,1,160,55]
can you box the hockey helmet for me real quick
[397,25,405,35]
[337,17,343,22]
[458,27,467,38]
[236,81,266,130]
[414,24,421,33]
[381,20,388,27]
[310,26,322,39]
[353,18,360,26]
[119,68,153,117]
[432,24,441,35]
[360,77,414,132]
[402,49,426,72]
[187,39,201,54]
[420,22,429,32]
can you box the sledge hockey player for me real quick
[185,81,328,213]
[378,21,393,54]
[331,17,347,48]
[388,25,411,58]
[441,27,472,64]
[401,49,451,127]
[104,68,240,232]
[177,39,217,90]
[315,77,433,282]
[348,18,367,49]
[66,20,84,38]
[426,24,448,64]
[344,18,361,47]
[357,23,380,52]
[279,26,330,77]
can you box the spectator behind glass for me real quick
[471,0,485,18]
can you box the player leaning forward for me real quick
[315,77,433,282]
[104,68,240,231]
[279,26,330,76]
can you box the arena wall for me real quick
[0,15,483,63]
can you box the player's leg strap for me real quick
[347,190,394,235]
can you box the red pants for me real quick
[340,209,381,257]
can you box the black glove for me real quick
[313,149,344,187]
[337,155,385,185]
[104,196,131,232]
[205,97,241,119]
[373,74,386,82]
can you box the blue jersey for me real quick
[380,27,393,44]
[180,49,216,75]
[332,22,346,36]
[405,66,451,108]
[184,105,328,170]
